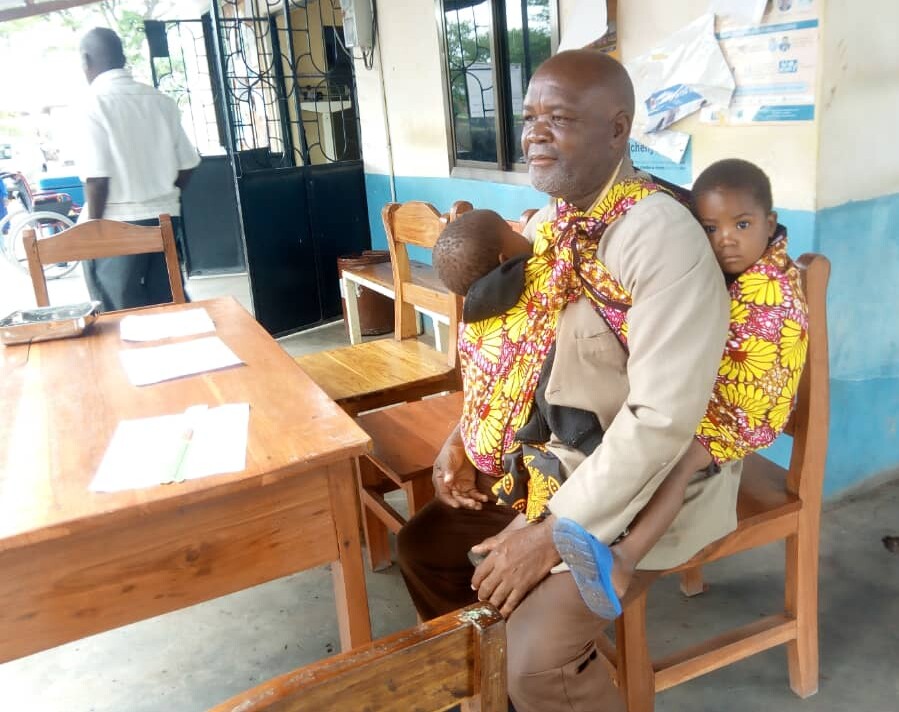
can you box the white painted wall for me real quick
[354,0,450,178]
[356,0,823,212]
[614,0,819,211]
[816,0,899,208]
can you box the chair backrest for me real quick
[506,208,539,234]
[24,214,186,308]
[784,254,830,507]
[208,603,507,712]
[381,200,469,360]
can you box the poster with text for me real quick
[701,0,819,124]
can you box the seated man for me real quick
[398,50,733,712]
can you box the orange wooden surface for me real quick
[344,259,448,297]
[0,297,372,660]
[209,603,507,712]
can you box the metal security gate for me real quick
[211,0,370,336]
[149,1,370,335]
[146,17,246,278]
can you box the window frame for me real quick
[435,0,559,177]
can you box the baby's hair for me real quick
[433,209,509,295]
[692,159,773,213]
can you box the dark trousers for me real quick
[83,216,187,312]
[397,473,658,712]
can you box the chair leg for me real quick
[403,473,435,518]
[785,519,820,697]
[357,458,393,572]
[679,567,707,597]
[616,591,655,712]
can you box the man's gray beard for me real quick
[529,166,577,202]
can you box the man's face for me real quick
[695,187,776,275]
[520,69,626,209]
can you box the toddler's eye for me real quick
[703,225,716,235]
[736,220,750,229]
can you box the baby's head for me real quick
[433,209,532,295]
[692,159,778,276]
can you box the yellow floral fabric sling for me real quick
[696,233,808,463]
[458,178,665,487]
[460,181,809,522]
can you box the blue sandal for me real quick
[552,518,622,620]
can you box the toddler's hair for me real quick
[692,158,773,213]
[433,209,509,295]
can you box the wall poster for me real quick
[701,0,819,124]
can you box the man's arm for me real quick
[547,197,730,545]
[84,177,109,220]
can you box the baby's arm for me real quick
[608,439,712,594]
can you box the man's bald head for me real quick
[521,50,636,209]
[80,27,126,84]
[533,50,635,119]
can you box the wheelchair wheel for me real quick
[2,211,78,280]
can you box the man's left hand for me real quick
[470,514,561,618]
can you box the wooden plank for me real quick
[328,459,372,650]
[654,615,797,692]
[0,298,370,551]
[357,392,463,481]
[617,593,655,712]
[361,488,406,534]
[209,604,504,712]
[294,339,453,403]
[0,470,336,662]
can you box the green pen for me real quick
[170,426,194,484]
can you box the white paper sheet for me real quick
[90,403,251,492]
[119,336,243,386]
[626,13,735,162]
[119,308,216,342]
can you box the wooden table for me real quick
[0,297,373,662]
[341,260,451,348]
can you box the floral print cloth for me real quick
[696,232,809,463]
[458,179,666,481]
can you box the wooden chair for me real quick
[603,254,831,712]
[506,207,538,233]
[354,207,539,570]
[294,200,471,417]
[208,603,507,712]
[23,215,186,308]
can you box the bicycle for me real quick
[1,172,80,280]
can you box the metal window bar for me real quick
[210,0,362,169]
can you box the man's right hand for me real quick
[433,425,489,510]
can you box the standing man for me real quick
[397,50,736,711]
[78,27,200,311]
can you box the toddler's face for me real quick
[695,188,775,275]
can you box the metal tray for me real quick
[0,301,102,346]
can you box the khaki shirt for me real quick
[524,160,739,570]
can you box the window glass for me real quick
[443,0,498,163]
[503,0,552,164]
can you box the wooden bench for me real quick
[208,603,507,712]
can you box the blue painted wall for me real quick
[364,169,899,497]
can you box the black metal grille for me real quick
[212,0,361,169]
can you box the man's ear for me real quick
[612,110,633,143]
[768,210,778,237]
